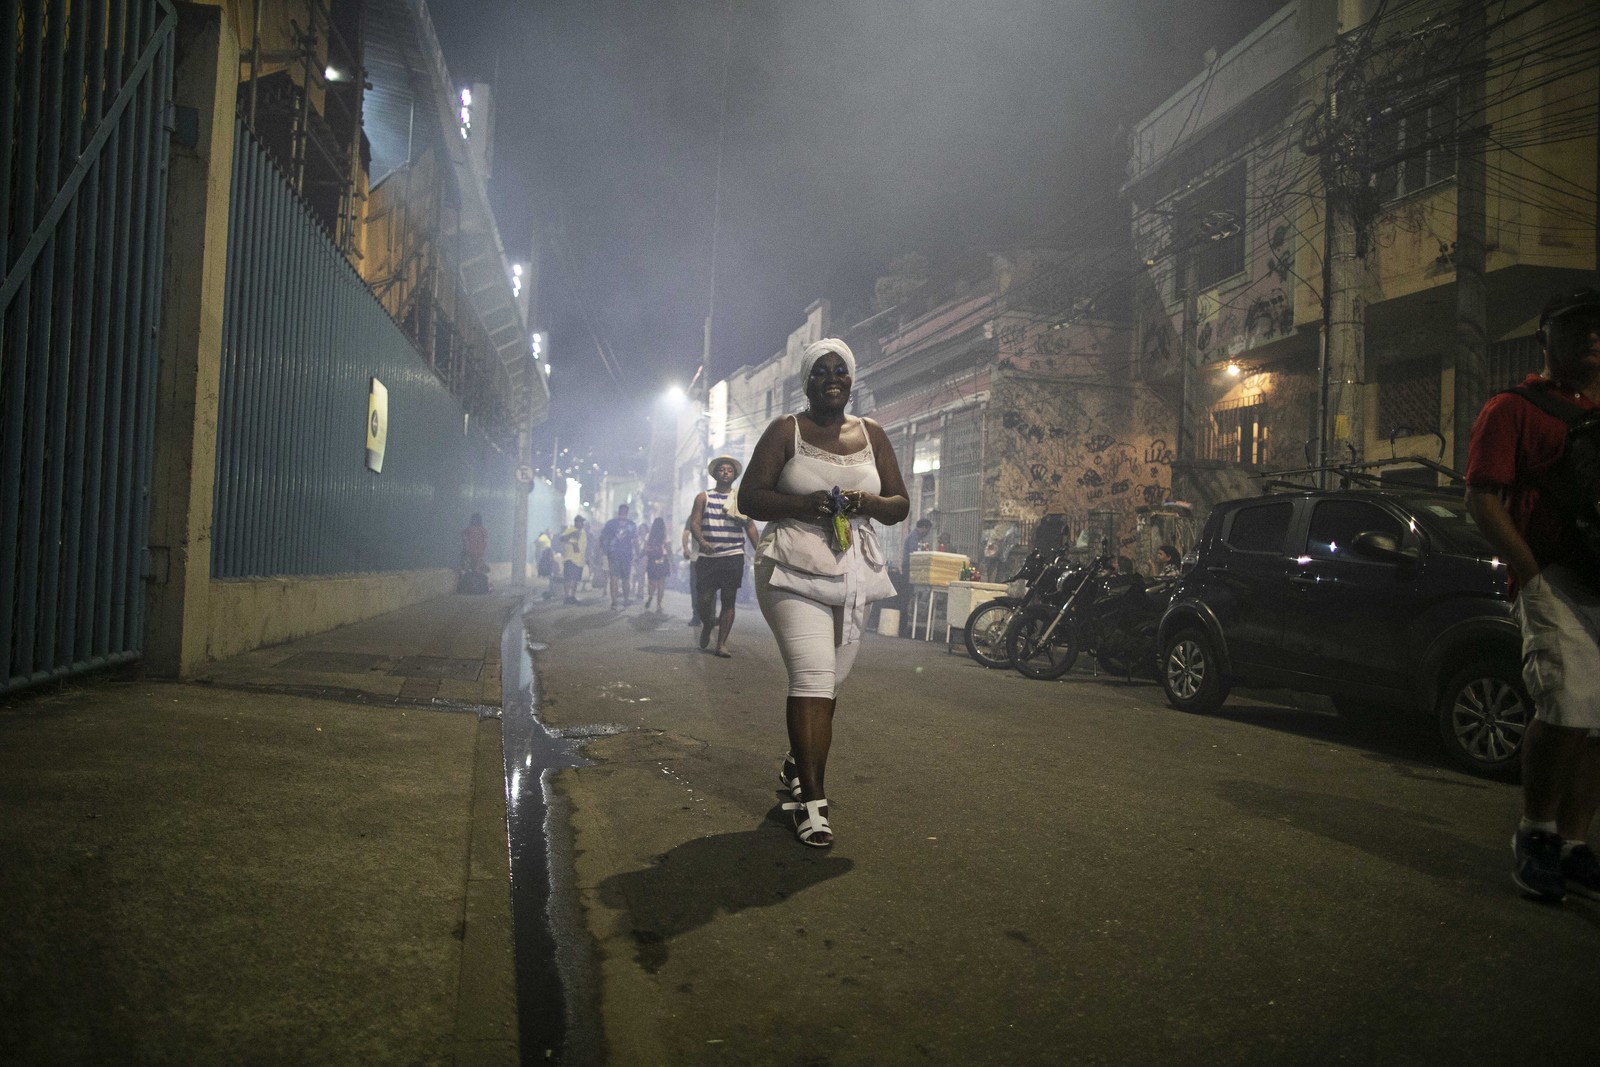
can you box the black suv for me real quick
[1157,483,1529,778]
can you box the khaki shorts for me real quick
[1516,565,1600,730]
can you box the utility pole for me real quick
[511,425,530,588]
[1323,157,1367,474]
[699,0,734,479]
[1311,27,1377,480]
[1177,250,1200,500]
[1451,0,1488,471]
[702,314,714,469]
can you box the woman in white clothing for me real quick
[739,338,909,847]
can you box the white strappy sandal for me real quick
[782,798,832,848]
[778,753,802,802]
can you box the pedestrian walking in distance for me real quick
[739,338,909,847]
[559,516,590,604]
[1465,286,1600,904]
[458,513,490,593]
[600,503,638,610]
[460,512,488,573]
[535,529,558,600]
[690,456,759,657]
[643,517,671,612]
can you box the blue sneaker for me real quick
[1512,828,1566,902]
[1561,843,1600,901]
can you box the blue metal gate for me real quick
[213,120,516,579]
[2,1,176,694]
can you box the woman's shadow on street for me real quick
[596,814,853,972]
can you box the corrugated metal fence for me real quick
[1,1,176,694]
[214,120,514,579]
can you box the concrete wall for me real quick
[146,3,239,678]
[205,569,459,662]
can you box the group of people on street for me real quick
[537,508,675,611]
[525,284,1600,875]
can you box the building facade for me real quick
[1126,0,1598,512]
[701,254,1181,576]
[1,0,546,691]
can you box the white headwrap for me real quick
[799,338,856,386]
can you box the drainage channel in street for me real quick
[500,600,611,1066]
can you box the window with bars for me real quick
[1179,164,1246,291]
[1374,84,1458,202]
[1375,357,1441,437]
[940,411,983,557]
[1203,395,1269,466]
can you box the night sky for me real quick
[425,0,1276,469]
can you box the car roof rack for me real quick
[1253,455,1466,495]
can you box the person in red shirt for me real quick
[461,513,489,574]
[1466,286,1600,904]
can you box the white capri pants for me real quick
[755,563,861,698]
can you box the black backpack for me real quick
[1504,385,1600,569]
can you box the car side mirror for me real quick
[1353,530,1420,565]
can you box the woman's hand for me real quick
[806,489,868,522]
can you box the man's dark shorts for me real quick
[695,554,744,599]
[563,561,583,582]
[608,553,633,581]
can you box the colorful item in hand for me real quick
[826,486,852,552]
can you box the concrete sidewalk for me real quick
[0,591,523,1066]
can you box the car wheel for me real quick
[1437,661,1529,779]
[1162,628,1229,714]
[1006,612,1079,679]
[964,598,1018,669]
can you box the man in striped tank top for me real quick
[690,455,760,657]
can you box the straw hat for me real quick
[707,455,742,479]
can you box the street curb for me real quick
[454,716,519,1064]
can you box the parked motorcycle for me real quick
[962,545,1067,669]
[1078,571,1173,678]
[1002,551,1104,679]
[1004,549,1176,681]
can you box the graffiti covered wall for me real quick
[985,374,1176,560]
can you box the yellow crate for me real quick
[908,551,967,587]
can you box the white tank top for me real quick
[775,415,881,497]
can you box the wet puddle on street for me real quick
[500,603,613,1065]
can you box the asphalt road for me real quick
[527,589,1599,1067]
